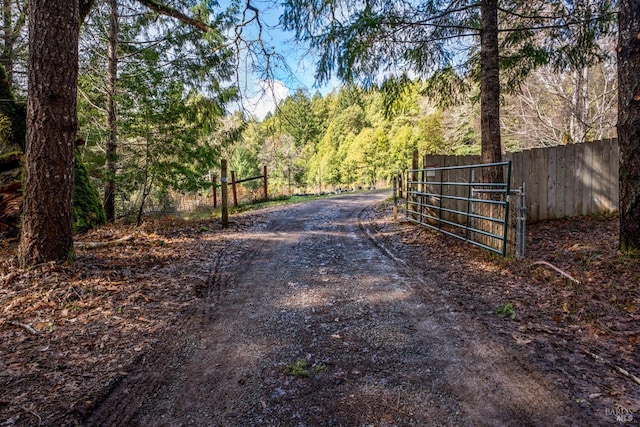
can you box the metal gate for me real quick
[405,161,513,256]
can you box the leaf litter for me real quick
[366,206,640,424]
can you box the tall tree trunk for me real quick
[480,0,503,183]
[1,0,14,86]
[18,0,78,267]
[136,120,154,227]
[104,0,118,222]
[617,0,640,253]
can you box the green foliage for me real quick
[282,0,615,92]
[284,359,310,377]
[77,0,238,220]
[494,303,516,319]
[73,155,106,233]
[245,81,484,193]
[423,66,474,109]
[0,64,25,153]
[379,75,419,119]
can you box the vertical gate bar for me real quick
[502,161,512,256]
[212,174,217,209]
[421,155,426,224]
[411,150,419,221]
[438,168,443,230]
[518,182,527,258]
[405,170,409,218]
[221,159,228,228]
[470,170,476,243]
[231,170,238,208]
[465,165,473,241]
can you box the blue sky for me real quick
[224,0,338,119]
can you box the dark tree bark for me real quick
[79,0,95,24]
[480,0,503,183]
[104,0,118,222]
[18,0,78,267]
[617,0,640,253]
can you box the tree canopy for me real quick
[5,0,635,267]
[281,0,615,182]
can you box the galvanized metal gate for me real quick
[405,161,513,256]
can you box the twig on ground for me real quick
[6,320,38,335]
[74,234,135,249]
[21,406,42,426]
[531,260,580,284]
[582,348,640,386]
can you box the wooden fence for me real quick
[424,138,619,222]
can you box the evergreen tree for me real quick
[282,0,615,182]
[19,0,79,266]
[617,0,640,253]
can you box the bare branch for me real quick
[136,0,209,32]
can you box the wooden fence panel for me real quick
[574,142,586,215]
[506,152,518,191]
[594,141,606,211]
[612,140,620,209]
[419,139,619,223]
[555,144,567,218]
[593,139,616,212]
[582,142,594,215]
[537,146,550,220]
[558,144,579,216]
[546,145,557,220]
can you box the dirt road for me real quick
[87,191,586,426]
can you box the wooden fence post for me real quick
[231,170,238,208]
[221,159,228,228]
[263,165,268,200]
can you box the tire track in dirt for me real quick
[86,191,589,426]
[82,225,255,426]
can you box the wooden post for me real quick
[221,159,228,228]
[263,165,268,200]
[398,173,403,199]
[231,170,238,208]
[212,175,217,208]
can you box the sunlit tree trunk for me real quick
[19,0,78,267]
[104,0,118,222]
[480,0,503,183]
[617,0,640,253]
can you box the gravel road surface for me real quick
[87,190,585,426]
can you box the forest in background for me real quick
[0,0,619,220]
